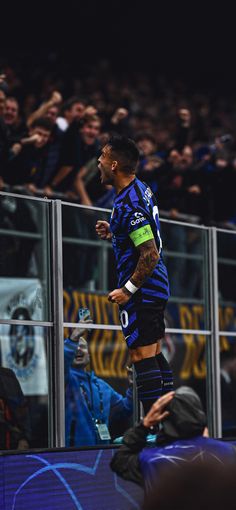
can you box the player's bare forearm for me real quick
[127,239,159,290]
[108,240,159,306]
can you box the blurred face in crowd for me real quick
[0,90,6,116]
[67,102,85,123]
[30,126,51,148]
[137,137,156,157]
[179,145,193,169]
[80,119,101,145]
[99,132,110,146]
[46,105,59,124]
[72,337,90,369]
[98,144,115,185]
[4,98,19,125]
[168,149,181,167]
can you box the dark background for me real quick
[1,1,235,90]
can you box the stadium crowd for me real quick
[1,56,236,228]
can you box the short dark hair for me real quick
[81,113,101,126]
[31,117,54,131]
[61,96,85,113]
[107,135,140,174]
[135,132,156,145]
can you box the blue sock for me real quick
[156,352,174,395]
[134,357,163,414]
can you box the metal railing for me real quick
[0,190,235,446]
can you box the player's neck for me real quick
[114,174,136,194]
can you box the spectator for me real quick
[27,91,65,190]
[159,145,205,298]
[6,117,54,189]
[0,80,14,182]
[56,97,86,131]
[136,132,165,195]
[64,312,133,446]
[105,107,131,137]
[26,90,62,129]
[95,184,116,208]
[175,108,192,151]
[46,113,101,194]
[1,58,236,228]
[73,108,132,204]
[0,367,31,450]
[3,96,26,142]
[0,82,6,117]
[0,118,9,184]
[3,97,19,127]
[110,386,236,490]
[136,132,159,160]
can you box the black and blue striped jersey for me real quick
[110,177,170,302]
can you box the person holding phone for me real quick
[64,308,133,446]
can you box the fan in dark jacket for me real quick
[110,386,236,491]
[0,367,31,450]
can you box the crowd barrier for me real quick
[0,190,236,450]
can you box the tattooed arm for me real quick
[108,239,159,304]
[124,239,159,293]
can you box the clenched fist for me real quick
[96,220,112,241]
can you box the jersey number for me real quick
[152,205,163,254]
[120,310,129,328]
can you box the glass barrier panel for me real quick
[0,195,51,321]
[63,325,133,448]
[220,335,236,438]
[63,323,210,446]
[62,204,112,294]
[62,205,210,332]
[161,221,209,330]
[0,324,50,450]
[170,332,208,425]
[217,231,236,307]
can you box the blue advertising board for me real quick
[1,447,143,510]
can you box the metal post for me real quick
[51,200,65,447]
[207,227,222,437]
[131,365,139,425]
[100,243,108,291]
[41,199,51,320]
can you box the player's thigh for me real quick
[119,299,167,349]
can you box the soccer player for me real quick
[96,136,173,413]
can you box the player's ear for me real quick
[111,160,118,172]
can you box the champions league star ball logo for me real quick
[7,307,38,380]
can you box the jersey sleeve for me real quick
[124,206,154,247]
